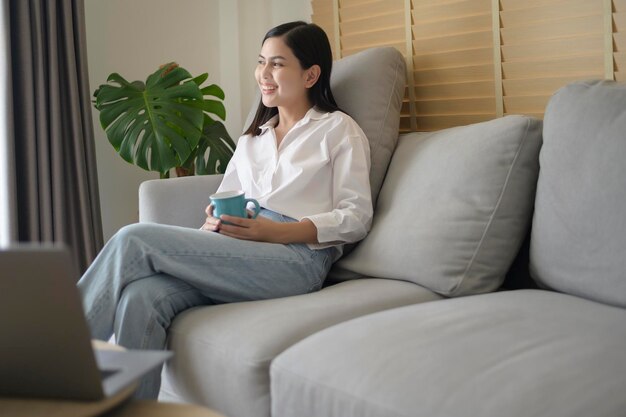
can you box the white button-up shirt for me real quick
[217,107,373,252]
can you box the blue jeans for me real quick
[77,209,336,399]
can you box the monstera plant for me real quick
[92,63,235,178]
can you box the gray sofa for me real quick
[138,47,626,417]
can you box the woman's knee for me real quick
[116,275,206,329]
[119,275,171,307]
[108,223,172,255]
[113,222,158,243]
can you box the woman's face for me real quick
[255,36,313,110]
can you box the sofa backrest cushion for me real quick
[329,47,406,205]
[334,116,543,297]
[530,80,626,308]
[245,47,406,206]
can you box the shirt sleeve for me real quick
[303,132,374,249]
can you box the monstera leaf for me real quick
[190,118,236,175]
[93,63,234,177]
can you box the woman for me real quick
[78,21,372,399]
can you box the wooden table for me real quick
[0,394,225,417]
[1,341,224,417]
[103,401,225,417]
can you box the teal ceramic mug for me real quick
[210,190,261,223]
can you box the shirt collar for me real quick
[258,107,330,134]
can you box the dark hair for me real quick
[244,21,340,136]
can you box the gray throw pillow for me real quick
[330,47,406,205]
[530,80,626,308]
[336,116,543,297]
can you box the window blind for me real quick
[412,0,495,131]
[312,0,619,131]
[500,0,606,119]
[339,0,405,57]
[311,0,337,59]
[336,0,412,130]
[616,0,626,81]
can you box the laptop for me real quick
[0,245,172,401]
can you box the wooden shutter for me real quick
[339,0,405,57]
[337,0,413,130]
[312,0,337,59]
[615,0,626,81]
[500,0,606,119]
[412,0,496,131]
[312,0,619,132]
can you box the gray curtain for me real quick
[6,0,102,275]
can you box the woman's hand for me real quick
[219,214,319,245]
[217,214,285,243]
[199,205,260,234]
[200,204,222,232]
[200,206,319,244]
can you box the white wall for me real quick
[85,0,311,241]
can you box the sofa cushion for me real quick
[245,47,406,206]
[335,116,543,296]
[530,80,626,308]
[159,279,441,417]
[271,290,626,417]
[330,47,406,205]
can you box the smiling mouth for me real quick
[261,85,277,94]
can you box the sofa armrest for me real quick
[138,174,223,228]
